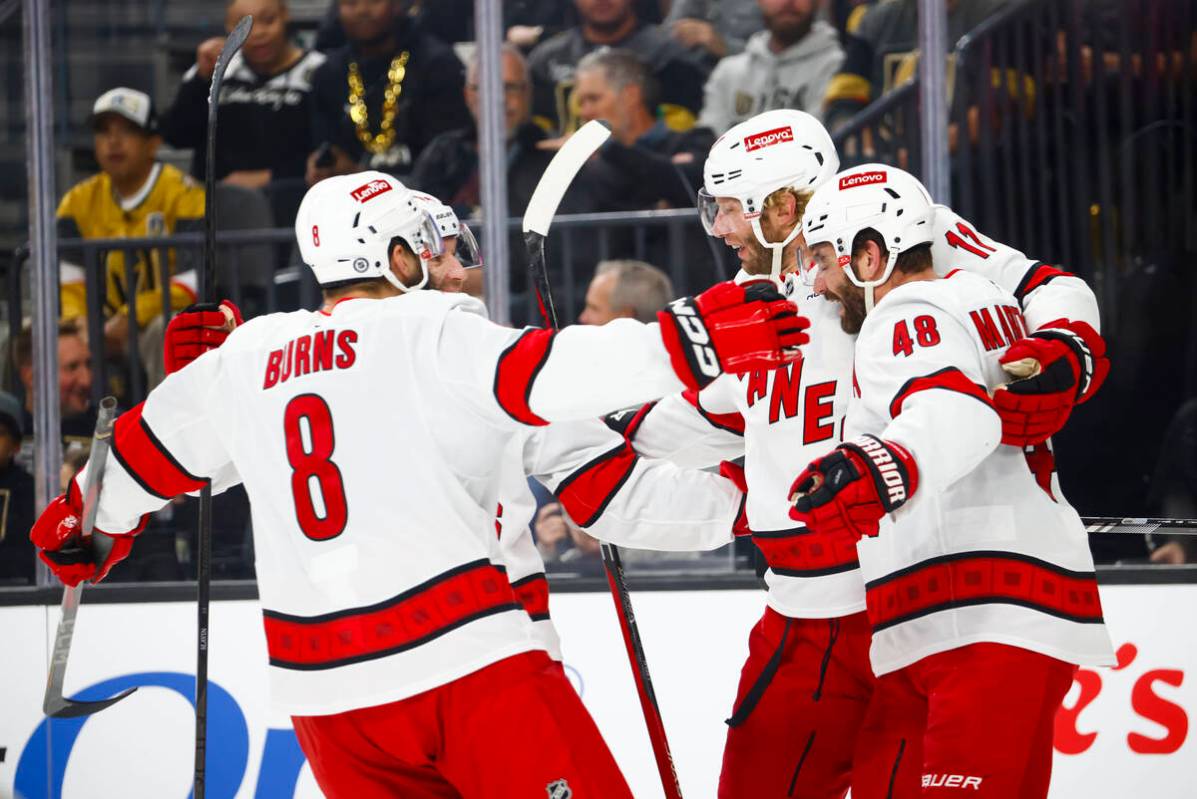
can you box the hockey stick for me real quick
[1083,517,1197,535]
[194,15,252,799]
[523,119,685,799]
[42,397,136,718]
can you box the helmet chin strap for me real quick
[845,249,898,314]
[385,257,430,293]
[750,217,803,279]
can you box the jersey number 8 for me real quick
[284,394,348,540]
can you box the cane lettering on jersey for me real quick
[263,329,358,389]
[742,361,838,438]
[968,304,1027,352]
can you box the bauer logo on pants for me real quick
[350,179,393,203]
[546,778,572,799]
[744,126,794,151]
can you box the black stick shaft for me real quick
[194,17,252,798]
[524,231,684,799]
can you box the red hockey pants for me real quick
[719,608,875,798]
[292,650,631,798]
[851,642,1077,799]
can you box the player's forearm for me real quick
[882,391,1002,496]
[622,393,744,468]
[528,319,687,422]
[1021,272,1101,334]
[583,460,739,552]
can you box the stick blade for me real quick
[522,120,611,237]
[210,15,254,100]
[45,687,138,719]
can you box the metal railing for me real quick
[4,208,733,408]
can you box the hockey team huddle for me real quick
[30,109,1114,798]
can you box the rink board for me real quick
[0,584,1193,798]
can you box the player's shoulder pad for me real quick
[376,290,490,320]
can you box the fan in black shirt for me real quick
[160,0,324,224]
[306,0,472,183]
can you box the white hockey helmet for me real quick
[802,163,936,312]
[699,109,840,277]
[295,171,481,292]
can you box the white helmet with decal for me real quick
[295,171,481,292]
[802,163,936,311]
[698,109,840,277]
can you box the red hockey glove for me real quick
[163,300,243,376]
[788,435,919,542]
[719,459,750,536]
[992,319,1109,446]
[29,480,141,587]
[658,280,809,392]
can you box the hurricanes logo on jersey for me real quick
[546,778,572,799]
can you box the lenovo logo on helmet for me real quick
[840,171,887,190]
[350,179,393,203]
[744,126,793,152]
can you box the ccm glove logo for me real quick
[667,297,720,380]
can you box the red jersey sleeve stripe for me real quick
[555,442,638,528]
[493,328,556,426]
[1013,262,1072,304]
[110,403,207,500]
[511,572,551,621]
[889,367,994,419]
[683,389,746,435]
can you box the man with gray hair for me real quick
[579,259,674,325]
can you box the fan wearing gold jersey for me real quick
[56,87,205,389]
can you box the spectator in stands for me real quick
[823,0,1007,132]
[567,48,714,211]
[527,0,710,135]
[306,0,472,182]
[698,0,843,134]
[666,0,764,62]
[57,88,204,390]
[536,257,675,565]
[578,259,674,325]
[1146,399,1197,564]
[12,320,98,464]
[410,45,552,218]
[0,391,35,584]
[160,0,326,226]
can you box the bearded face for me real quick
[811,242,868,334]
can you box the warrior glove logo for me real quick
[744,125,794,151]
[839,170,887,190]
[350,179,393,203]
[546,779,572,799]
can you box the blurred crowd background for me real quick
[1,0,1195,585]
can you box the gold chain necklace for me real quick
[347,51,410,155]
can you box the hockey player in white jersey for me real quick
[791,164,1115,798]
[28,172,808,798]
[613,109,1112,798]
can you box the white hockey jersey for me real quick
[81,291,730,716]
[623,208,1102,620]
[849,270,1115,675]
[497,417,743,659]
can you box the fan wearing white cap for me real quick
[792,163,1114,799]
[698,108,839,281]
